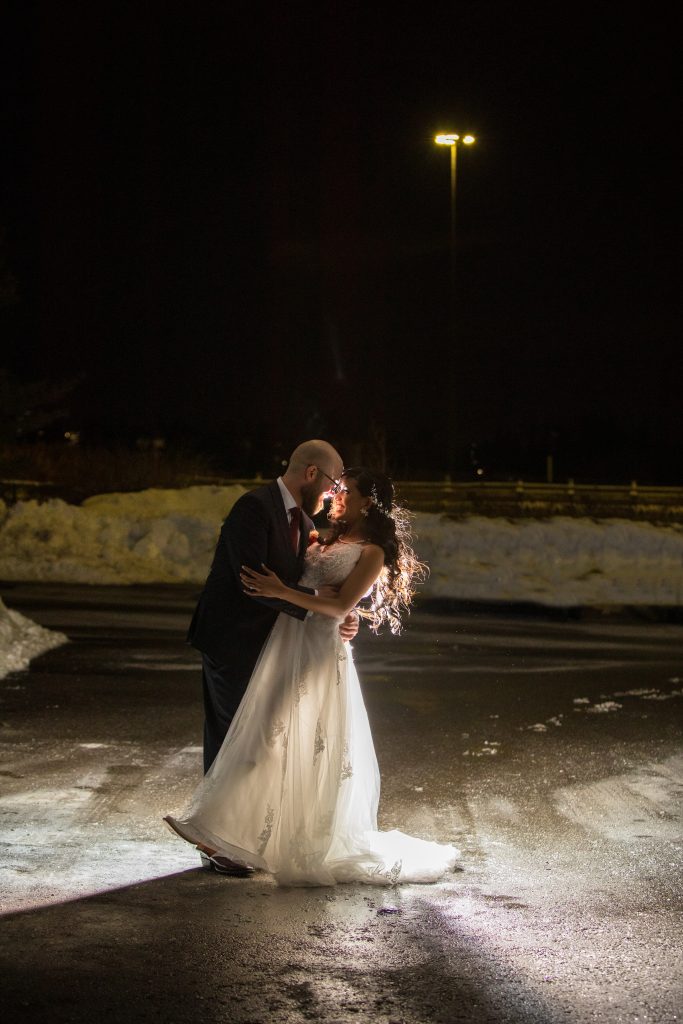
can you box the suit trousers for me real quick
[201,653,246,774]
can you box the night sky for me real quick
[1,3,679,480]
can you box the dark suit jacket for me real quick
[187,480,314,677]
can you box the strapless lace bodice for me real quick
[300,541,363,590]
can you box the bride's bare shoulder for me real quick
[359,542,384,563]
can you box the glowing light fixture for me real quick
[433,130,477,283]
[434,133,476,147]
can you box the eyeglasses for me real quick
[313,466,343,494]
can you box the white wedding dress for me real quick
[166,541,459,886]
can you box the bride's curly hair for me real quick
[322,467,428,634]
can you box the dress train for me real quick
[165,542,459,885]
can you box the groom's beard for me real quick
[300,482,323,518]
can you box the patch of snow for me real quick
[414,512,683,607]
[0,486,245,584]
[0,488,682,607]
[610,686,683,700]
[585,701,623,714]
[0,598,68,680]
[613,688,659,697]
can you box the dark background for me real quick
[1,2,679,481]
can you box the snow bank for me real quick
[0,486,246,584]
[0,598,67,681]
[414,513,683,607]
[1,486,682,606]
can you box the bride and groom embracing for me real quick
[164,439,459,885]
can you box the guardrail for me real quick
[191,478,683,522]
[392,480,683,521]
[2,477,682,522]
[0,479,61,504]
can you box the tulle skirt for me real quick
[166,612,459,886]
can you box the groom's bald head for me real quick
[282,439,344,516]
[286,440,343,480]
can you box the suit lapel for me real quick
[268,480,294,558]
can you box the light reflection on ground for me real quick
[1,588,681,1021]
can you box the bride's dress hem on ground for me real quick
[165,543,459,887]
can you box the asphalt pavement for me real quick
[1,583,681,1023]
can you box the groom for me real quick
[188,439,357,841]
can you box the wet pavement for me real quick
[0,582,682,1023]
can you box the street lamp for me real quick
[434,132,475,300]
[434,132,475,475]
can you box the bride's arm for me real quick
[241,545,385,619]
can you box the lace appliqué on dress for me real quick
[313,720,325,763]
[266,717,285,747]
[294,676,308,706]
[289,825,312,871]
[370,860,403,885]
[257,804,275,855]
[336,642,347,686]
[339,739,353,781]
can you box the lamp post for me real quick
[434,132,475,304]
[434,132,475,475]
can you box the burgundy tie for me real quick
[289,506,301,553]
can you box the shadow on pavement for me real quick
[1,868,566,1024]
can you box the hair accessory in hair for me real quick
[370,483,391,515]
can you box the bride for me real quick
[165,468,459,886]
